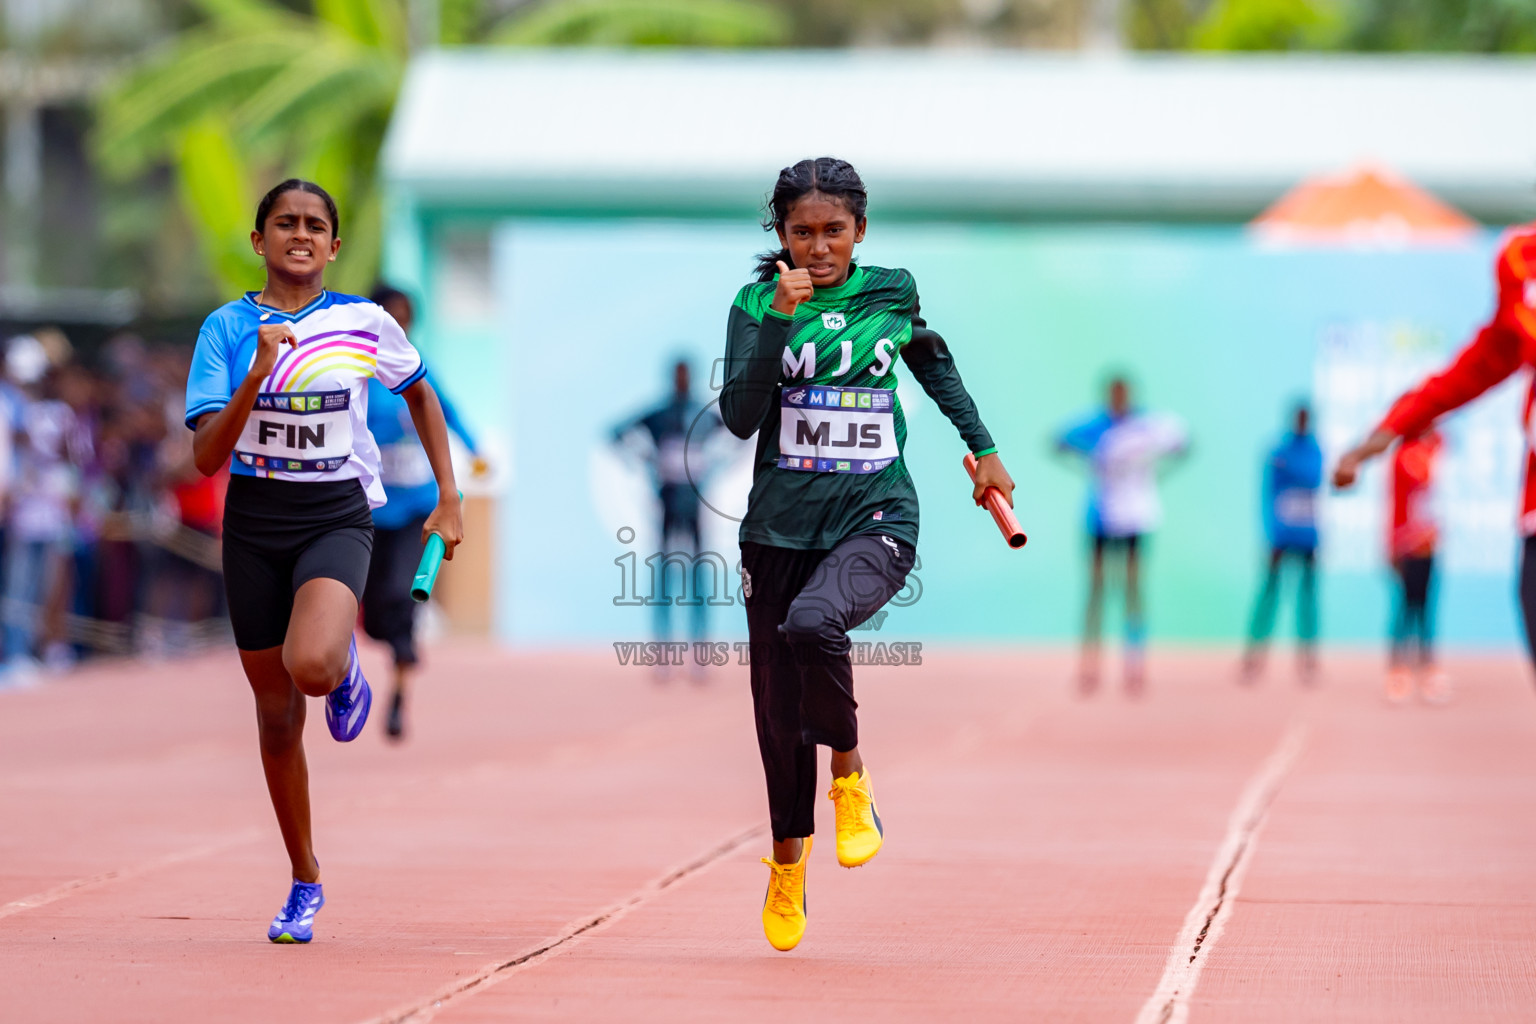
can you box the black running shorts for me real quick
[222,475,375,651]
[1092,532,1141,556]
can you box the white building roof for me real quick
[384,51,1536,220]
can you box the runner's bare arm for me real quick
[1331,429,1395,490]
[191,324,296,476]
[401,377,464,560]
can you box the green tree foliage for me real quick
[93,0,1536,304]
[96,0,405,295]
[1191,0,1344,50]
[94,0,783,298]
[1129,0,1536,51]
[1127,0,1202,48]
[493,0,787,45]
[1348,0,1536,52]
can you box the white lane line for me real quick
[1134,721,1309,1024]
[0,828,262,922]
[361,823,769,1024]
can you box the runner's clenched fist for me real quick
[771,260,814,316]
[249,323,299,382]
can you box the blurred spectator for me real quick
[0,327,235,684]
[1055,375,1188,698]
[142,346,226,655]
[611,357,727,681]
[94,336,167,648]
[1241,403,1323,685]
[46,361,106,670]
[1387,429,1448,705]
[3,341,88,674]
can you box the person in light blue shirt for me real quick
[361,285,480,739]
[1242,402,1323,683]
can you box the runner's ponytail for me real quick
[754,157,868,282]
[755,246,793,282]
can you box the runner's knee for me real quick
[284,647,346,697]
[780,601,847,654]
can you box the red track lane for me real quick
[1,645,1533,1022]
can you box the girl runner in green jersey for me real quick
[721,157,1014,951]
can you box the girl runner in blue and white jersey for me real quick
[185,180,463,943]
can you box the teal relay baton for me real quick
[410,491,462,603]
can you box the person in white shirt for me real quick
[1056,376,1188,697]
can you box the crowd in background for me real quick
[0,328,226,684]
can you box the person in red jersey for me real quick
[1334,226,1536,676]
[1384,430,1447,704]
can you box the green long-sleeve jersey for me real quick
[721,264,996,551]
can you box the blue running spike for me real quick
[268,880,324,943]
[324,635,372,742]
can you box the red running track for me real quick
[2,644,1535,1022]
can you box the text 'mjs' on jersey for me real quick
[721,264,995,551]
[184,291,426,508]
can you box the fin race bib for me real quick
[235,390,354,473]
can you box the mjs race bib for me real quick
[235,389,354,473]
[777,385,898,474]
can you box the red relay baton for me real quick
[964,453,1027,549]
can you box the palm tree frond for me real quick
[439,0,488,45]
[174,117,262,294]
[315,0,408,54]
[233,44,401,144]
[328,181,383,295]
[96,30,299,177]
[186,0,297,29]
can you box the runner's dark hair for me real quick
[754,157,868,282]
[255,179,340,237]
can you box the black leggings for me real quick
[1391,555,1435,668]
[741,533,915,842]
[1520,538,1536,664]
